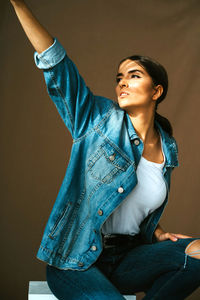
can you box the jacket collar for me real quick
[155,121,179,168]
[126,113,179,168]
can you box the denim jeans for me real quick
[46,236,200,299]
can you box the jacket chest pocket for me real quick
[87,142,130,184]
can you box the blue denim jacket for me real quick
[34,39,179,271]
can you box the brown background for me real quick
[1,0,200,299]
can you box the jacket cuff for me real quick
[34,38,66,69]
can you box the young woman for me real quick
[11,1,200,299]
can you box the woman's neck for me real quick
[128,108,158,145]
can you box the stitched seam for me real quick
[49,70,74,132]
[39,245,79,263]
[48,202,71,238]
[87,143,130,177]
[100,167,136,212]
[94,127,134,165]
[73,103,114,143]
[62,182,102,257]
[62,214,91,258]
[39,57,52,68]
[58,201,83,253]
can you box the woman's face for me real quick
[115,59,158,111]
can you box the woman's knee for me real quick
[185,239,200,259]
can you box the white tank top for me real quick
[102,138,167,236]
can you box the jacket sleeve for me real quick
[34,38,97,139]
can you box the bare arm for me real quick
[10,0,54,53]
[10,1,110,139]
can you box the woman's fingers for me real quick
[158,232,193,242]
[169,234,178,241]
[171,233,193,239]
[165,233,178,242]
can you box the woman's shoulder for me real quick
[93,95,122,113]
[94,95,118,106]
[90,95,125,129]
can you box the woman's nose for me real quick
[119,79,128,88]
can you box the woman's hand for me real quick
[10,0,24,4]
[10,0,25,6]
[154,224,193,242]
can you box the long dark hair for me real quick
[119,55,173,136]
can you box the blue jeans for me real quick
[46,236,200,299]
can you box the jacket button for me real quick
[118,187,124,193]
[78,262,84,267]
[98,209,103,216]
[91,245,97,251]
[134,139,140,146]
[109,154,115,161]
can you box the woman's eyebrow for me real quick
[116,69,145,77]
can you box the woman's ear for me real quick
[152,85,163,101]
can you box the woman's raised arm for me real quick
[10,0,54,53]
[10,1,113,139]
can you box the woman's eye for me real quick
[131,74,140,78]
[116,74,140,83]
[116,78,121,83]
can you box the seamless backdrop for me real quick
[1,0,200,299]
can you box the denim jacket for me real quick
[34,39,179,271]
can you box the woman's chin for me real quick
[118,98,130,108]
[118,100,135,110]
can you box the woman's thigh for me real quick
[110,237,200,294]
[46,264,124,300]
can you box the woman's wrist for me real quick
[10,0,24,2]
[10,1,25,8]
[154,224,165,240]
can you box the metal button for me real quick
[91,245,97,251]
[118,187,124,193]
[109,154,115,161]
[78,262,84,267]
[134,139,140,146]
[98,209,103,216]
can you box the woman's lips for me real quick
[119,91,129,97]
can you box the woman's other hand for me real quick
[154,224,193,242]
